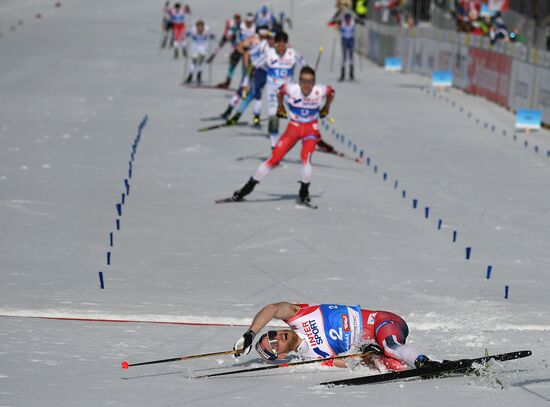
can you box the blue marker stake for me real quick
[109,232,113,247]
[129,161,132,170]
[402,190,406,199]
[491,125,495,132]
[374,165,378,173]
[484,122,488,128]
[524,140,528,148]
[412,199,417,209]
[348,140,351,148]
[460,107,464,112]
[336,133,340,140]
[360,150,364,158]
[124,179,130,195]
[465,247,471,259]
[131,152,134,161]
[504,285,509,299]
[452,230,457,242]
[437,219,442,230]
[116,203,122,216]
[547,150,550,157]
[116,219,120,230]
[486,265,492,279]
[424,207,429,218]
[383,172,387,181]
[332,128,335,134]
[394,180,398,189]
[107,251,111,265]
[122,193,125,205]
[353,144,357,153]
[341,135,345,144]
[129,168,132,178]
[534,145,539,153]
[366,157,370,166]
[98,271,104,289]
[513,134,517,141]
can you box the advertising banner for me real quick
[467,47,512,106]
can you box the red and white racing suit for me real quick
[283,304,422,370]
[252,83,334,184]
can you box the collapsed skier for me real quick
[233,302,441,370]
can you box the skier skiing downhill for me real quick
[208,14,242,87]
[160,1,173,49]
[233,302,441,370]
[231,66,332,205]
[215,13,257,89]
[332,9,358,81]
[254,5,278,30]
[184,20,213,85]
[170,3,188,59]
[254,30,306,148]
[223,27,274,126]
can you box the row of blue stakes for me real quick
[423,86,550,158]
[320,118,510,300]
[99,114,148,289]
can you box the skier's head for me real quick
[255,330,300,360]
[233,13,241,23]
[174,3,181,9]
[244,13,255,27]
[196,20,205,33]
[273,31,288,55]
[299,66,316,95]
[260,5,269,15]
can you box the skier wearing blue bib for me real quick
[233,302,440,370]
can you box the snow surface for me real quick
[1,0,549,406]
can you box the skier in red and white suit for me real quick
[231,66,334,204]
[233,302,441,371]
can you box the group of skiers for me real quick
[162,2,361,205]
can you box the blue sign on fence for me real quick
[432,71,453,87]
[384,57,402,72]
[515,109,542,130]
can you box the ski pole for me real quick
[192,352,365,379]
[121,349,240,369]
[314,46,324,71]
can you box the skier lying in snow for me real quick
[233,302,441,370]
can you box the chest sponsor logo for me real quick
[342,314,350,332]
[302,320,323,346]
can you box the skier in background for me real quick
[161,1,173,49]
[230,66,332,205]
[171,3,188,59]
[184,20,213,85]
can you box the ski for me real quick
[215,197,236,204]
[198,121,248,133]
[297,200,318,210]
[201,116,225,122]
[319,350,532,387]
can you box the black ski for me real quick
[319,350,532,387]
[201,116,225,122]
[215,197,236,204]
[198,121,248,133]
[297,200,318,209]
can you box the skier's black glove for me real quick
[276,105,288,119]
[360,343,384,356]
[233,329,256,357]
[319,106,329,118]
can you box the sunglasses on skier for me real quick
[255,330,279,360]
